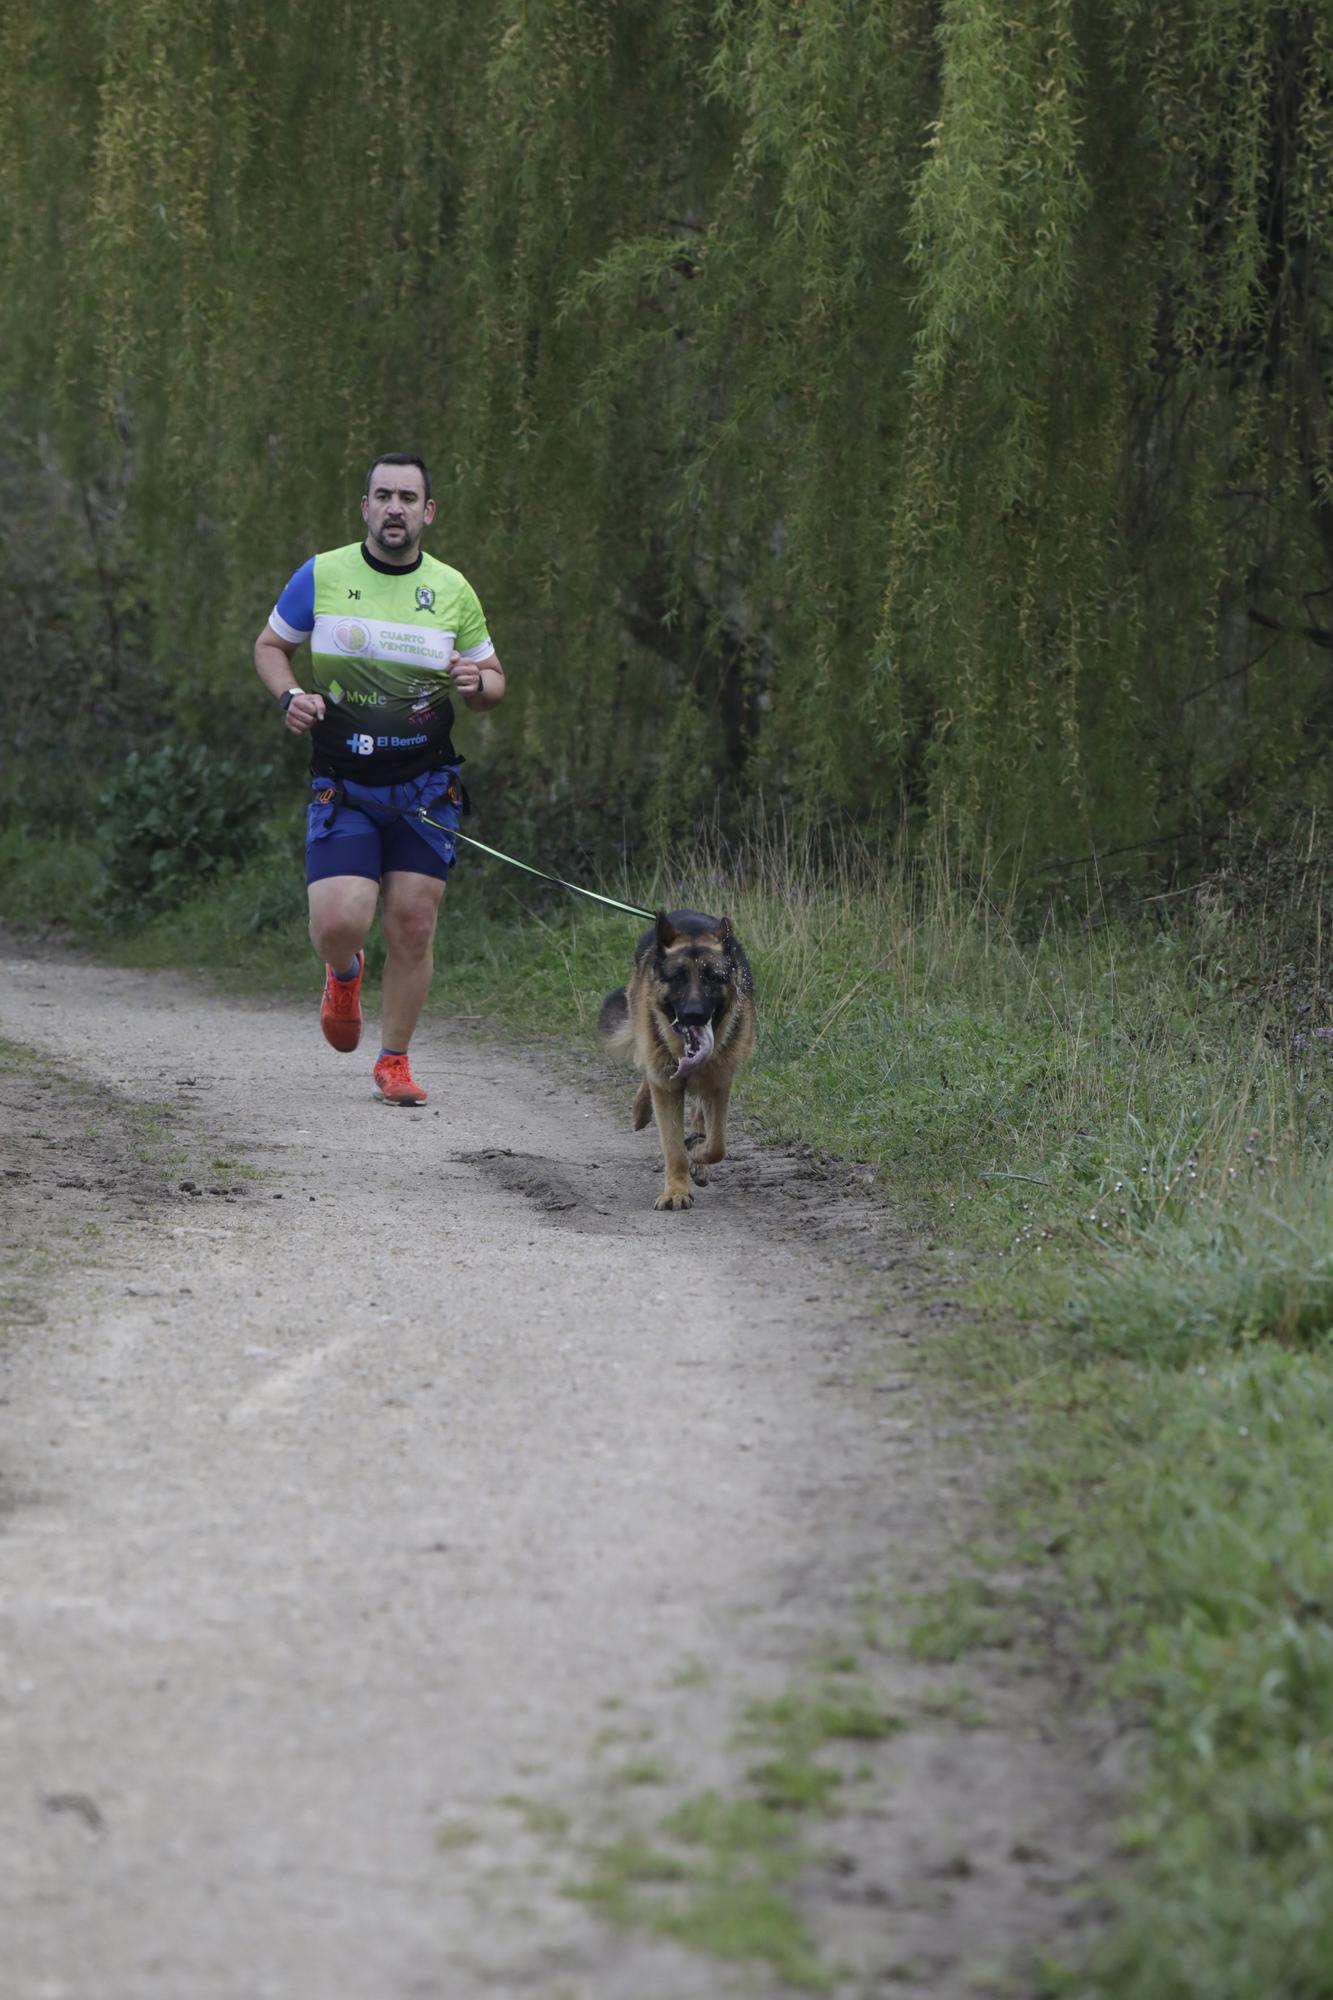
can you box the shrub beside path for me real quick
[0,938,1111,1998]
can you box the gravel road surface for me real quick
[0,941,1110,1998]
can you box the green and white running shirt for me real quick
[269,540,496,781]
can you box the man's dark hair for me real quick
[365,452,432,503]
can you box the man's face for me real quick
[361,463,435,561]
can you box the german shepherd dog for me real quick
[598,910,757,1210]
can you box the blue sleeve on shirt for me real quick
[274,556,316,633]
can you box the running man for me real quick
[254,453,505,1105]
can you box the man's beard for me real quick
[369,519,414,557]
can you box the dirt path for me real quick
[0,939,1109,1999]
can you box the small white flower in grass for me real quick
[1238,1427,1249,1438]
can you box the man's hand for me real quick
[255,624,324,729]
[446,651,484,699]
[447,649,506,712]
[284,691,326,735]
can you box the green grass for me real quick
[572,1790,829,1991]
[1057,1175,1333,1362]
[614,1757,671,1787]
[6,812,1333,1996]
[1009,1339,1333,1999]
[0,823,98,933]
[664,1658,711,1689]
[740,1689,904,1812]
[499,1795,572,1839]
[904,1577,1017,1663]
[567,1670,905,1986]
[742,1689,905,1748]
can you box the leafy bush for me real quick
[94,744,276,925]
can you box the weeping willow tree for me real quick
[1,0,1330,867]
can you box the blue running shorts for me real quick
[306,768,462,885]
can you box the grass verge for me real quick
[4,814,1332,1996]
[571,1678,901,1990]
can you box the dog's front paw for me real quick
[654,1187,694,1211]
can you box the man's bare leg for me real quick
[379,870,446,1051]
[307,873,380,1053]
[308,874,379,971]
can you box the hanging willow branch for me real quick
[0,0,1329,863]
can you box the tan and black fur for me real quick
[598,909,757,1211]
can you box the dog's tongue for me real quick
[672,1018,715,1079]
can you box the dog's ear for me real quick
[656,910,679,950]
[716,915,733,944]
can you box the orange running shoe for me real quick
[373,1051,427,1106]
[320,951,364,1052]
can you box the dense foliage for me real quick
[93,742,276,923]
[2,2,1331,866]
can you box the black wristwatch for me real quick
[280,687,303,713]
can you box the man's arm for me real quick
[254,623,326,735]
[449,648,506,715]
